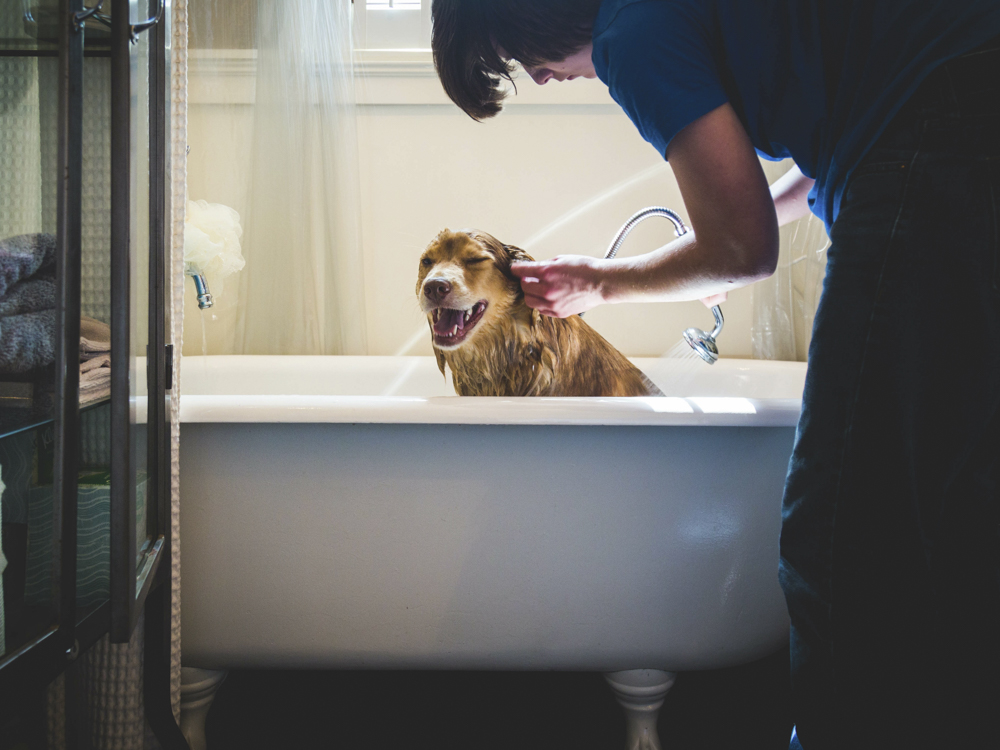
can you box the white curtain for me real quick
[189,0,367,355]
[751,208,829,362]
[232,0,367,355]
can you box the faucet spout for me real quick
[190,274,214,309]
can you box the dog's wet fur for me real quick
[416,229,663,397]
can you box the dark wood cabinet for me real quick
[0,1,182,747]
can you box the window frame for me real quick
[353,0,431,53]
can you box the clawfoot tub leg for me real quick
[604,669,677,750]
[180,667,228,750]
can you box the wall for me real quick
[185,49,792,359]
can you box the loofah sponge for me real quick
[183,199,245,299]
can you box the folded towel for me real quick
[0,234,57,375]
[0,315,112,376]
[0,234,56,298]
[80,316,110,360]
[0,235,113,387]
[0,278,56,317]
[80,320,111,404]
[0,310,55,376]
[81,353,110,374]
[80,354,111,406]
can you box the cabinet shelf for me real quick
[2,4,110,55]
[1,397,112,666]
[0,391,110,444]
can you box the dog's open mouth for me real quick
[431,301,488,347]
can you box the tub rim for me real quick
[177,355,806,427]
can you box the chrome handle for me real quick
[130,0,163,42]
[73,0,105,31]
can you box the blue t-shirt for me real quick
[591,0,1000,230]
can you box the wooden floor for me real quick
[205,647,792,749]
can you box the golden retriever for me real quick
[416,229,663,397]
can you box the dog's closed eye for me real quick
[421,257,433,267]
[465,257,490,265]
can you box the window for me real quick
[355,0,431,50]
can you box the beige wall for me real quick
[186,51,789,358]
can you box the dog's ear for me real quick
[465,231,534,278]
[468,232,538,293]
[495,242,535,282]
[495,242,535,305]
[502,243,534,266]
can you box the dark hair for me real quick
[432,0,604,121]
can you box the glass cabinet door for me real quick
[77,0,114,633]
[1,0,114,675]
[0,0,179,741]
[0,8,175,744]
[0,0,62,661]
[0,0,167,663]
[110,0,165,642]
[129,0,152,591]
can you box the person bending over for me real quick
[431,1,1000,748]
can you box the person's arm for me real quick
[511,103,780,317]
[770,163,815,227]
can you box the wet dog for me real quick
[416,229,663,397]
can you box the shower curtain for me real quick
[751,176,830,362]
[190,0,367,355]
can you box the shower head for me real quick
[682,305,724,364]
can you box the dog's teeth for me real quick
[464,310,471,323]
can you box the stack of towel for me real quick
[0,233,57,376]
[0,233,112,404]
[79,315,110,405]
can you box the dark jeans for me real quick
[780,39,1000,749]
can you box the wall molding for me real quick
[355,49,437,77]
[188,48,618,108]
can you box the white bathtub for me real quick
[179,354,804,673]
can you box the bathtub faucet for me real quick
[190,273,214,309]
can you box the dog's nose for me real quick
[423,278,452,303]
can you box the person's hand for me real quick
[510,256,606,317]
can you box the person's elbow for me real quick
[717,219,779,286]
[743,231,779,281]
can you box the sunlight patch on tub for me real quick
[689,397,757,414]
[638,397,695,413]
